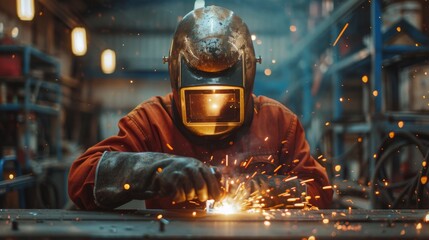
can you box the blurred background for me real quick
[1,0,429,210]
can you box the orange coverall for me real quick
[68,93,333,210]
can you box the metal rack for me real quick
[0,45,62,208]
[283,0,429,208]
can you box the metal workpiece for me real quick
[0,209,428,239]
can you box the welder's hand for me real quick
[94,152,224,209]
[153,157,224,203]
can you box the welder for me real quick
[68,5,333,210]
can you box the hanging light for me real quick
[17,0,35,21]
[101,49,116,74]
[71,27,87,56]
[194,0,205,9]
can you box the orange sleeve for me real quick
[68,115,149,210]
[285,116,333,208]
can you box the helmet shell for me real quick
[168,5,256,137]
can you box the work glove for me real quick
[94,151,223,209]
[226,174,307,209]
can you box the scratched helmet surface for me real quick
[168,5,256,138]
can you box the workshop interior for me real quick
[1,0,429,238]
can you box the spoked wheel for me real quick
[371,132,429,209]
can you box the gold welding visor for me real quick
[180,86,244,136]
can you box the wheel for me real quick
[371,132,429,209]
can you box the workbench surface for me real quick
[1,208,428,239]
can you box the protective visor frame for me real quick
[180,86,244,128]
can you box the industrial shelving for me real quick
[284,0,429,208]
[0,45,62,208]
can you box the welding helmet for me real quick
[168,5,257,137]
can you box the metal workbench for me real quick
[0,209,428,239]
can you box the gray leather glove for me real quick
[94,151,223,209]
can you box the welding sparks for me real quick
[284,176,298,182]
[166,143,174,150]
[421,176,428,185]
[332,23,349,46]
[245,157,254,168]
[416,222,422,230]
[300,178,314,184]
[334,165,341,172]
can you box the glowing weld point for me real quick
[206,199,241,215]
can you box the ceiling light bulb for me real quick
[101,49,116,74]
[71,27,87,56]
[17,0,34,21]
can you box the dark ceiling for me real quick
[41,0,311,36]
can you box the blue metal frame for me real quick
[0,45,62,207]
[301,50,313,126]
[371,0,383,114]
[0,156,26,208]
